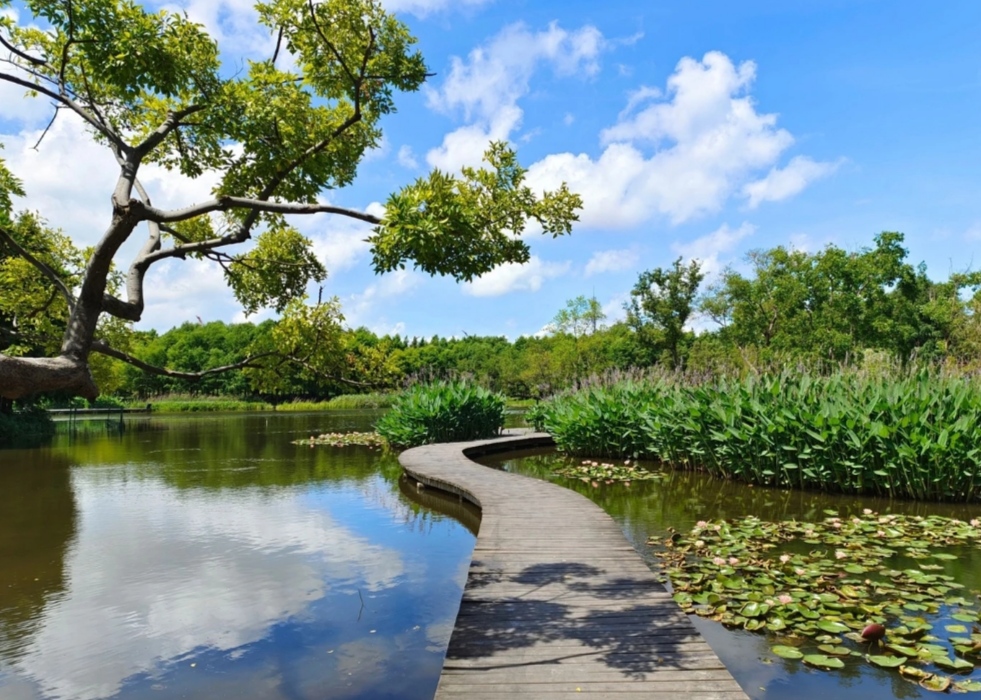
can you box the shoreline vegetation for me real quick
[529,366,981,502]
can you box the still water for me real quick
[481,449,981,700]
[0,413,476,700]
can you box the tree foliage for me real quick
[0,0,582,400]
[627,257,704,368]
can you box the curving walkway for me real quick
[399,431,749,699]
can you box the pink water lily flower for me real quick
[777,594,794,605]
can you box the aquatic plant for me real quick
[551,459,664,484]
[534,368,981,501]
[294,431,388,449]
[655,511,981,691]
[375,381,505,448]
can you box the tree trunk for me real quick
[0,354,99,400]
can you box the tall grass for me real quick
[533,367,981,501]
[376,381,506,448]
[277,394,395,411]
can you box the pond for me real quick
[0,412,477,700]
[479,448,981,700]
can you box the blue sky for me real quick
[2,0,981,339]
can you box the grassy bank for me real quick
[531,368,981,501]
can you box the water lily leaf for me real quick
[946,624,969,634]
[818,620,850,634]
[772,645,804,660]
[932,655,973,671]
[899,665,932,680]
[951,613,977,623]
[884,644,919,657]
[931,553,958,560]
[953,680,981,692]
[817,644,852,657]
[919,675,952,692]
[867,654,905,668]
[803,654,844,669]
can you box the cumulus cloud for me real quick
[742,156,841,208]
[397,145,419,169]
[584,248,639,277]
[527,52,839,228]
[345,269,422,327]
[464,256,570,297]
[426,22,606,171]
[671,221,756,279]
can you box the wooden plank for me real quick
[399,433,750,699]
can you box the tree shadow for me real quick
[445,561,706,680]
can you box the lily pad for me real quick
[899,665,932,680]
[772,645,804,660]
[867,654,905,668]
[803,654,845,670]
[953,680,981,692]
[817,620,850,634]
[919,675,952,692]
[932,656,974,672]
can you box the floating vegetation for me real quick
[551,459,665,485]
[655,511,981,690]
[295,432,388,449]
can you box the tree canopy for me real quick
[0,0,582,401]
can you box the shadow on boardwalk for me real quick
[448,561,704,679]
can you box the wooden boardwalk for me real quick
[399,432,749,699]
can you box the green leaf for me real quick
[772,645,804,660]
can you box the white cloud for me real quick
[306,201,384,274]
[345,269,422,327]
[601,291,630,324]
[671,221,756,279]
[584,248,639,276]
[464,255,570,297]
[527,52,839,228]
[382,0,492,17]
[426,22,606,171]
[743,156,841,208]
[397,145,419,169]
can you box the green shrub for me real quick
[534,368,981,501]
[0,407,55,446]
[375,381,506,448]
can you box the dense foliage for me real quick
[0,0,581,401]
[0,406,54,444]
[531,368,981,501]
[375,381,505,448]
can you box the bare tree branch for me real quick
[0,32,48,67]
[144,197,382,226]
[0,225,76,309]
[133,104,207,159]
[0,71,126,151]
[91,339,277,379]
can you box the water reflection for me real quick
[0,451,76,664]
[0,413,475,700]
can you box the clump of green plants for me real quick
[375,381,505,448]
[533,368,981,501]
[0,406,54,445]
[293,432,388,449]
[656,511,981,691]
[551,458,664,484]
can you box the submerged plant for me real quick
[656,511,981,691]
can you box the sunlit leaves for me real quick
[375,381,505,448]
[370,142,582,282]
[225,226,326,315]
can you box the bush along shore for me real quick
[375,381,505,448]
[530,368,981,501]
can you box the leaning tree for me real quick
[0,0,581,401]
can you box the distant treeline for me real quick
[98,232,981,402]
